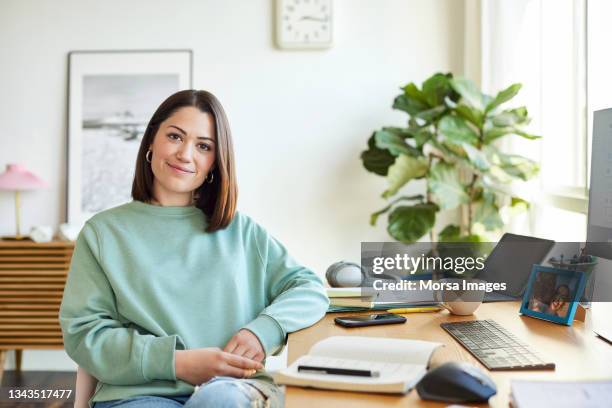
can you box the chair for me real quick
[74,367,97,408]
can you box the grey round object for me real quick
[325,261,364,287]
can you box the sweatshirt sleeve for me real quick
[59,222,179,385]
[242,222,329,356]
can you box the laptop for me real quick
[477,233,555,302]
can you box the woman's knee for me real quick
[93,396,184,407]
[184,378,254,408]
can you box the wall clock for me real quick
[276,0,333,49]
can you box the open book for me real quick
[273,336,442,394]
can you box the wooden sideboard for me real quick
[0,240,74,377]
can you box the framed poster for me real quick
[67,49,193,225]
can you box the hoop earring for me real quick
[145,150,152,163]
[206,172,214,184]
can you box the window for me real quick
[480,0,595,240]
[540,0,587,194]
[587,0,612,186]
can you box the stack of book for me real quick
[327,287,376,309]
[326,287,437,312]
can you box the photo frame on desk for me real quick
[520,265,586,326]
[66,49,193,225]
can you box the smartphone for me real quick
[334,313,407,328]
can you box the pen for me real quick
[297,365,380,377]
[387,306,441,314]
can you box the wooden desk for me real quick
[285,302,612,407]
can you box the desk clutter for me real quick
[283,300,612,406]
[313,233,612,405]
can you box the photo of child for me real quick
[528,272,576,318]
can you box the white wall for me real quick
[0,0,466,370]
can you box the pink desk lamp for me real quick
[0,164,47,240]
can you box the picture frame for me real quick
[520,265,586,326]
[66,49,193,225]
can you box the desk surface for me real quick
[285,301,612,407]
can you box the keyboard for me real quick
[440,320,555,371]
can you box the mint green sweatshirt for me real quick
[59,200,329,403]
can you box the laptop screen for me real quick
[478,233,555,297]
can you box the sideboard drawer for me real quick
[0,241,74,350]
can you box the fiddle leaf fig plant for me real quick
[362,73,540,243]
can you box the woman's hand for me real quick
[223,329,266,362]
[174,348,263,386]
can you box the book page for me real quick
[326,287,364,298]
[309,336,442,365]
[287,355,424,385]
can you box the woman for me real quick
[60,90,329,407]
[547,284,570,318]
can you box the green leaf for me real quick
[428,138,467,161]
[460,234,487,243]
[450,78,485,110]
[387,204,437,243]
[414,128,433,148]
[393,83,429,115]
[501,156,538,181]
[393,95,427,116]
[415,105,447,122]
[473,194,503,231]
[486,147,540,181]
[439,224,461,241]
[439,115,479,146]
[422,73,453,107]
[462,143,490,171]
[374,130,420,157]
[370,194,424,225]
[383,155,429,198]
[486,167,513,183]
[485,83,522,114]
[483,127,509,144]
[382,127,415,138]
[483,126,541,144]
[490,107,530,127]
[429,162,470,210]
[511,196,530,209]
[500,159,539,181]
[455,103,484,128]
[361,133,396,176]
[402,82,429,105]
[444,142,469,158]
[408,118,420,128]
[513,129,541,140]
[509,196,530,214]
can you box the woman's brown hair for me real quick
[132,90,237,232]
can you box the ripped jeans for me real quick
[92,376,284,408]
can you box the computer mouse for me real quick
[416,361,497,403]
